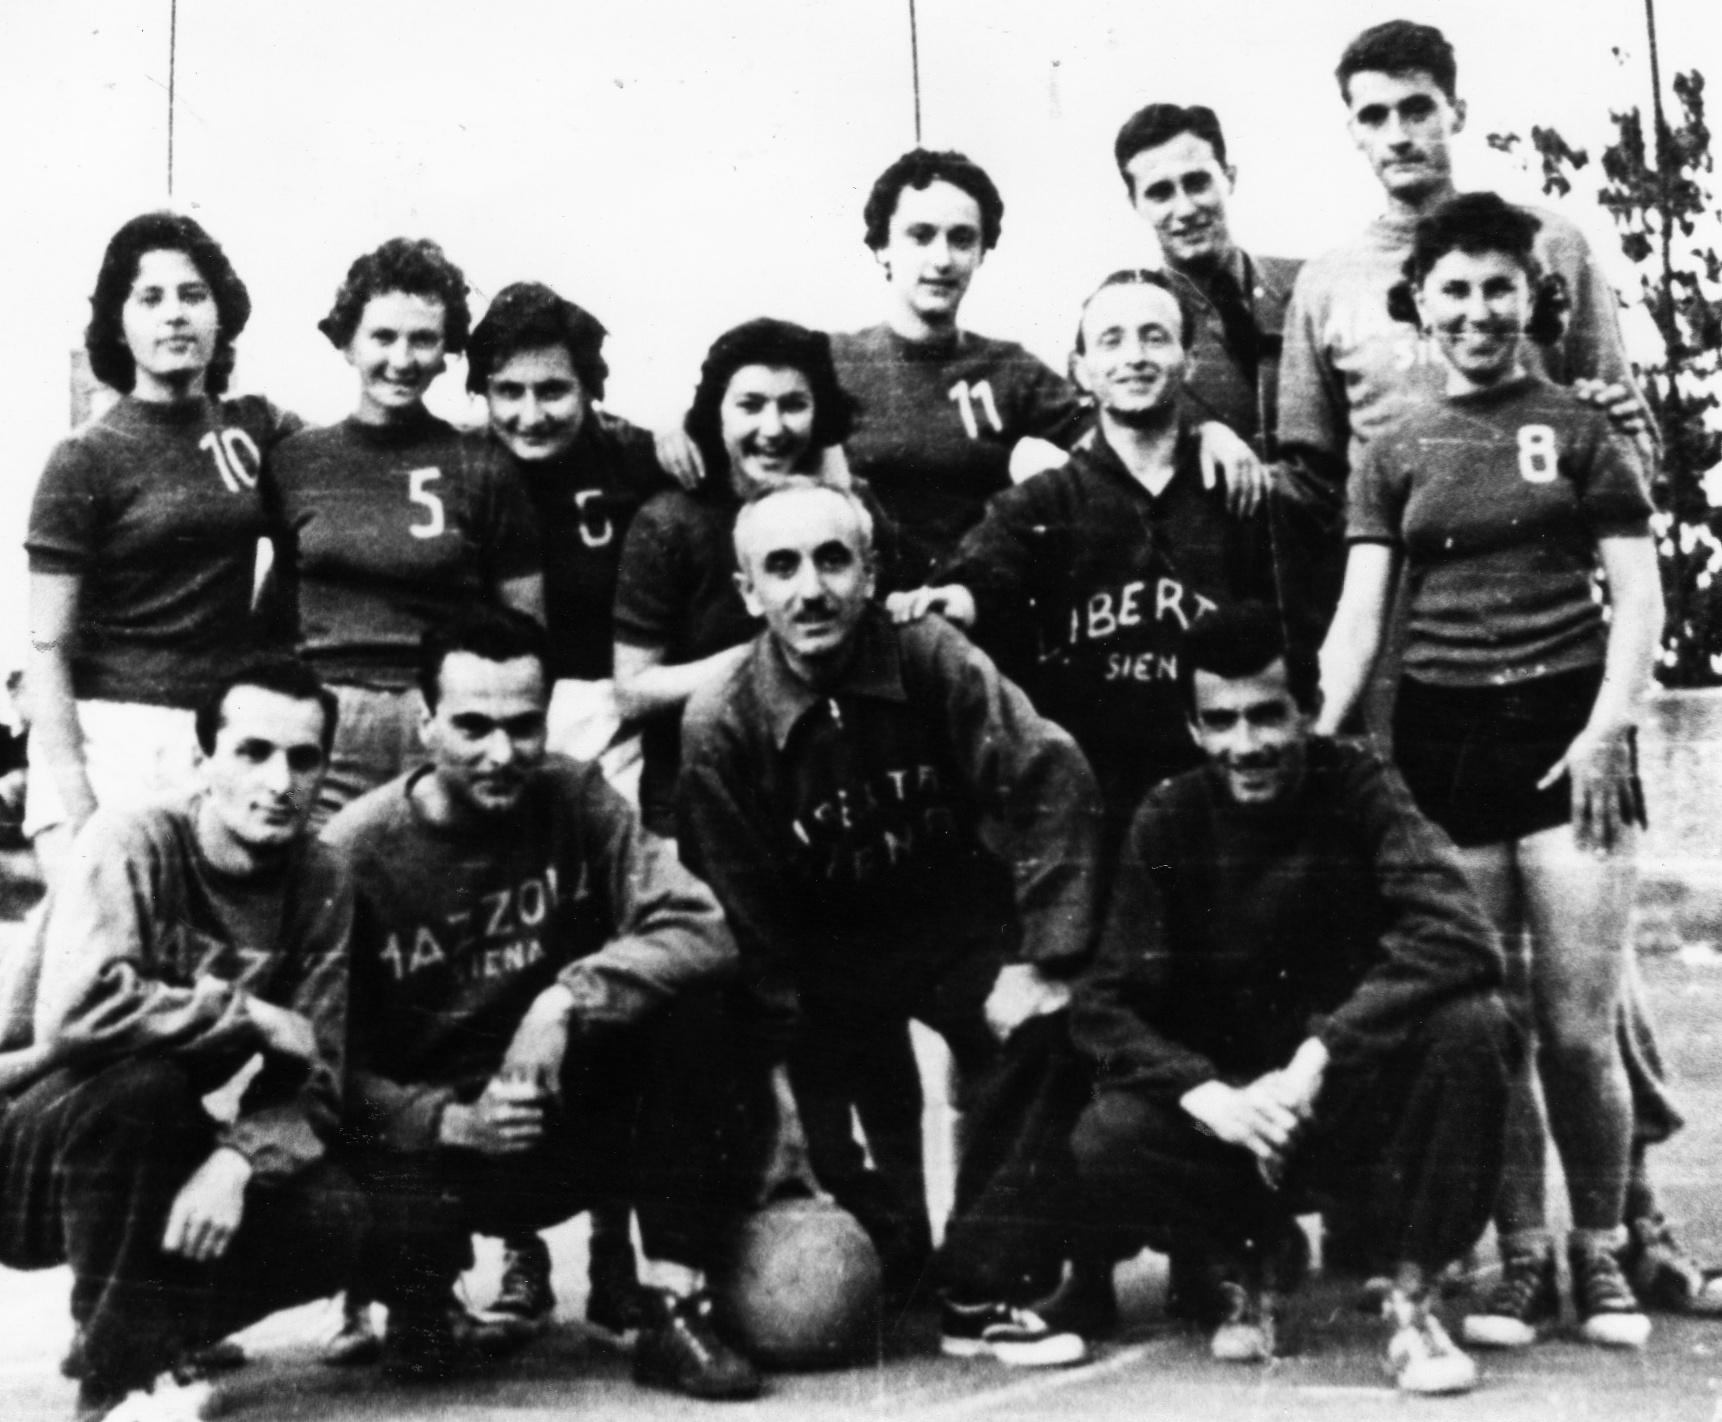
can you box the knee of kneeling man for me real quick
[1072,1091,1156,1176]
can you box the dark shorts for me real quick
[1392,666,1645,848]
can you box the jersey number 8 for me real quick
[1516,425,1559,484]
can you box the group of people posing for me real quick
[0,16,1712,1421]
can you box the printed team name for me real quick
[376,870,561,982]
[1066,576,1216,650]
[791,763,961,885]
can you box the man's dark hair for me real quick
[862,148,1005,253]
[86,211,252,397]
[1074,268,1199,353]
[683,318,857,490]
[418,607,549,712]
[1113,103,1229,189]
[1178,602,1319,715]
[1385,192,1568,345]
[1335,19,1458,103]
[194,655,338,756]
[466,281,610,400]
[317,237,472,355]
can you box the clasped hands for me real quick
[1180,1037,1329,1189]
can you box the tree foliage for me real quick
[1492,68,1722,685]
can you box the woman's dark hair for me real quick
[683,318,857,491]
[1385,191,1569,346]
[316,237,472,354]
[862,148,1005,252]
[466,282,609,399]
[86,211,252,396]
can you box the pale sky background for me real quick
[0,0,1715,660]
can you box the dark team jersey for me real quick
[271,411,541,687]
[325,757,733,1152]
[941,426,1274,828]
[505,409,673,682]
[27,394,303,706]
[831,323,1086,580]
[678,608,1098,1061]
[1348,376,1653,687]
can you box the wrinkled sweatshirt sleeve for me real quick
[556,764,737,1027]
[939,478,1056,635]
[1070,796,1221,1099]
[1316,751,1504,1065]
[219,861,354,1180]
[34,813,250,1062]
[1274,272,1351,515]
[677,703,805,1065]
[930,623,1100,972]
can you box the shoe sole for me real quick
[1394,1359,1478,1395]
[1461,1316,1542,1349]
[940,1334,1088,1367]
[1580,1313,1651,1348]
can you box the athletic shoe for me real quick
[488,1235,556,1328]
[1208,1281,1276,1363]
[79,1361,220,1422]
[1621,1214,1722,1314]
[1571,1238,1651,1348]
[631,1291,761,1400]
[1385,1292,1477,1396]
[321,1294,381,1367]
[1462,1243,1558,1349]
[940,1300,1088,1367]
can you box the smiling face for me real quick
[486,344,588,463]
[1187,657,1313,807]
[1346,69,1465,208]
[720,364,817,496]
[197,686,328,861]
[1415,247,1531,391]
[878,179,985,335]
[122,248,220,400]
[736,486,876,684]
[1123,131,1237,274]
[422,652,549,821]
[345,290,449,424]
[1075,280,1188,426]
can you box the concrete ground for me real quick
[5,886,1722,1420]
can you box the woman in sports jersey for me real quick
[26,212,300,890]
[1317,192,1663,1353]
[271,237,543,821]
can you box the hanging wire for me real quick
[166,0,178,196]
[907,0,922,144]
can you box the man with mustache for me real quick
[679,480,1102,1367]
[1070,601,1514,1395]
[323,608,761,1400]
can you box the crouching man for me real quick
[678,479,1102,1367]
[1070,603,1516,1395]
[0,656,366,1422]
[324,608,760,1400]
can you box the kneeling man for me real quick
[325,608,759,1399]
[1070,603,1515,1395]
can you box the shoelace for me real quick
[1574,1251,1636,1313]
[1481,1256,1549,1315]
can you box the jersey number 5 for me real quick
[408,468,446,538]
[949,379,1003,439]
[1516,425,1558,484]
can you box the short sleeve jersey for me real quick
[26,394,302,707]
[831,324,1086,580]
[272,411,541,686]
[508,409,672,682]
[1348,376,1652,685]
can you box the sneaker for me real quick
[1208,1281,1276,1363]
[1571,1239,1651,1348]
[632,1291,762,1400]
[1385,1293,1477,1396]
[1462,1243,1557,1349]
[79,1367,218,1422]
[321,1294,381,1367]
[941,1300,1088,1367]
[487,1236,556,1328]
[1620,1214,1722,1315]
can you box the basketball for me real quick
[714,1193,884,1370]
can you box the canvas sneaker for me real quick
[940,1300,1087,1367]
[1572,1238,1651,1348]
[1385,1292,1477,1396]
[1462,1243,1557,1349]
[1208,1280,1276,1363]
[486,1235,556,1328]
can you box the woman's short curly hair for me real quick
[1386,191,1569,346]
[683,318,857,489]
[86,211,252,396]
[862,148,1005,252]
[465,282,610,400]
[316,237,472,354]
